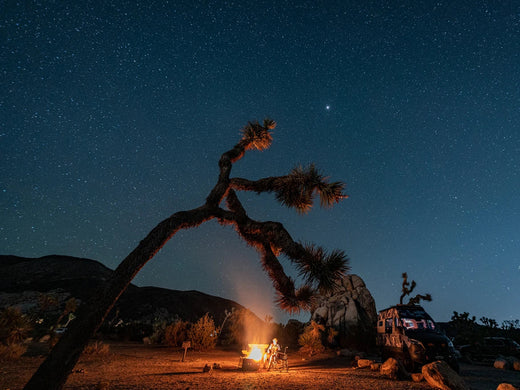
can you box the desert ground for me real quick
[1,342,519,390]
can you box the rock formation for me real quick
[310,274,377,348]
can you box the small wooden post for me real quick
[182,341,191,362]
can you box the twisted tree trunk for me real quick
[24,207,213,389]
[24,120,348,389]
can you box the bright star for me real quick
[325,105,330,110]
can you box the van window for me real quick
[401,318,436,330]
[385,318,393,333]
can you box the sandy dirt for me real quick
[1,342,519,390]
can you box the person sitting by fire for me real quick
[265,338,281,369]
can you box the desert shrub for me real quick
[298,321,325,357]
[326,326,339,346]
[54,297,78,329]
[279,319,305,349]
[448,311,481,345]
[115,322,153,341]
[148,319,168,344]
[220,308,274,346]
[0,307,32,345]
[222,308,256,345]
[188,313,219,351]
[0,342,27,361]
[164,320,189,347]
[83,340,110,356]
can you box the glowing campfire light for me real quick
[244,343,268,362]
[247,346,263,361]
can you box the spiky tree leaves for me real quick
[275,285,315,314]
[240,120,275,151]
[230,164,347,214]
[24,118,348,390]
[221,189,349,313]
[296,244,349,294]
[274,164,347,213]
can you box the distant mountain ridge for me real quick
[0,254,250,324]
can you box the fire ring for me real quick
[241,358,261,371]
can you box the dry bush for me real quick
[221,308,273,346]
[298,321,325,357]
[0,342,27,361]
[83,340,110,356]
[163,320,189,347]
[0,307,32,345]
[149,320,167,344]
[188,313,219,351]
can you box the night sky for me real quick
[1,1,519,325]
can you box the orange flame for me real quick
[244,343,268,362]
[248,346,263,361]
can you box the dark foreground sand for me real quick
[2,342,519,390]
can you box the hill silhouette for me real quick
[0,254,251,324]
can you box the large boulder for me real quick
[422,361,469,390]
[310,274,377,347]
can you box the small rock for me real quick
[370,362,381,371]
[422,360,469,390]
[97,381,110,390]
[496,384,518,390]
[505,356,520,371]
[411,373,424,382]
[357,359,374,368]
[494,357,511,370]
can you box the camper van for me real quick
[376,305,459,372]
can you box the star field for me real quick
[1,1,519,324]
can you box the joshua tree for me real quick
[399,272,432,305]
[53,298,78,329]
[399,272,416,304]
[407,293,432,305]
[25,119,350,389]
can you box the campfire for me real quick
[240,344,268,371]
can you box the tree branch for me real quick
[230,164,347,214]
[217,190,348,311]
